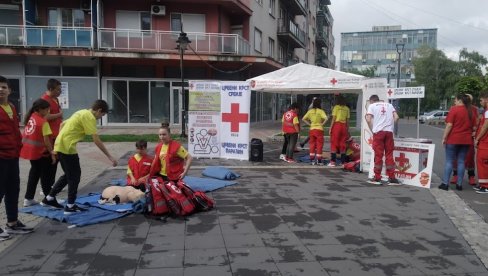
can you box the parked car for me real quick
[419,110,448,124]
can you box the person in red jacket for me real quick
[474,92,488,193]
[281,102,300,163]
[20,99,57,207]
[0,76,34,239]
[150,123,192,181]
[127,139,153,191]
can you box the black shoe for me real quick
[300,143,305,149]
[473,186,482,191]
[476,187,488,194]
[0,228,10,241]
[64,204,87,215]
[5,221,34,235]
[456,185,463,191]
[41,197,64,209]
[387,178,402,186]
[367,178,383,185]
[438,183,449,191]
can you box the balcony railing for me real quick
[0,25,93,48]
[98,28,251,55]
[277,19,306,48]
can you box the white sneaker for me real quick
[0,228,10,241]
[39,191,45,196]
[279,154,286,161]
[23,199,39,207]
[327,162,336,167]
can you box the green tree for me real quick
[344,66,377,77]
[455,76,484,99]
[459,48,488,77]
[411,46,460,111]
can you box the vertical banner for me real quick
[220,81,251,160]
[188,111,221,158]
[368,141,435,188]
[360,78,388,171]
[59,82,69,109]
[188,81,221,111]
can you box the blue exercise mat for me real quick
[20,204,130,227]
[183,176,237,192]
[202,166,240,180]
[76,193,134,213]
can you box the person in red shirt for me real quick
[281,103,300,163]
[474,92,488,193]
[40,79,63,196]
[20,99,57,207]
[439,94,477,191]
[450,94,479,186]
[127,139,153,191]
[0,76,34,239]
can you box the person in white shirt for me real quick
[365,94,400,185]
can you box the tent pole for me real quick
[417,98,420,139]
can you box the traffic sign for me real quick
[386,86,425,99]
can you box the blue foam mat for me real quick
[202,166,241,180]
[183,176,237,192]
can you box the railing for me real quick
[0,25,93,48]
[277,19,306,45]
[98,28,251,55]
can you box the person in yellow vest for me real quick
[329,95,350,167]
[41,100,118,215]
[302,98,328,165]
[0,76,34,239]
[20,99,57,207]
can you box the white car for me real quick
[419,110,448,124]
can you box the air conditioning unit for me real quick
[347,59,352,63]
[151,5,166,16]
[362,59,366,63]
[377,59,381,63]
[408,58,412,62]
[268,8,273,14]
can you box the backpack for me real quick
[343,160,361,173]
[164,180,196,216]
[176,180,215,211]
[146,177,169,216]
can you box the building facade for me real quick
[340,25,437,87]
[0,0,334,127]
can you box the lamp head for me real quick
[176,32,191,50]
[396,39,405,54]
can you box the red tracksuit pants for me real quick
[373,131,395,179]
[309,129,324,160]
[478,148,488,188]
[331,122,348,153]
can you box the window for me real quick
[170,13,205,33]
[256,0,263,5]
[268,38,275,58]
[269,0,276,17]
[278,44,285,63]
[254,28,262,53]
[48,8,85,27]
[116,11,151,31]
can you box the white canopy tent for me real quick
[247,62,365,94]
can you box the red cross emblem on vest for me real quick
[330,78,338,85]
[222,103,249,132]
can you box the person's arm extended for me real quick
[329,116,336,135]
[365,114,373,132]
[43,135,56,163]
[393,111,399,122]
[475,120,488,148]
[44,111,62,121]
[442,123,453,144]
[92,134,118,166]
[179,154,193,179]
[301,116,310,126]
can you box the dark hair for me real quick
[456,93,472,120]
[47,79,61,91]
[160,122,171,134]
[369,95,380,102]
[24,99,50,125]
[336,95,346,106]
[91,99,109,113]
[480,91,488,99]
[135,139,147,149]
[290,102,299,110]
[312,98,322,109]
[0,75,10,87]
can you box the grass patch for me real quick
[82,134,183,142]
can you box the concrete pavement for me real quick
[0,122,488,275]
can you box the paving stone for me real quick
[143,234,185,251]
[222,233,266,248]
[227,247,273,264]
[275,261,328,276]
[138,250,184,268]
[37,253,95,273]
[266,245,316,263]
[99,237,145,254]
[183,265,232,276]
[184,233,225,249]
[85,251,139,276]
[184,248,229,266]
[230,262,282,276]
[220,220,258,234]
[134,267,183,276]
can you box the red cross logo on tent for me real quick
[387,89,393,97]
[222,103,249,132]
[330,78,338,85]
[395,153,410,168]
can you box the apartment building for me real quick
[0,0,334,126]
[340,25,437,87]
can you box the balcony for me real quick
[283,0,307,16]
[316,30,328,47]
[277,19,305,49]
[98,28,250,55]
[0,25,93,48]
[317,6,333,26]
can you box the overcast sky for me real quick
[329,0,488,68]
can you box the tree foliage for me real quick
[344,66,377,77]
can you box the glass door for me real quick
[128,81,149,123]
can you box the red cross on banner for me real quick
[395,153,410,168]
[222,103,249,132]
[387,89,393,97]
[330,78,338,85]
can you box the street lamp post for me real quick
[394,39,405,137]
[386,64,394,86]
[176,32,191,138]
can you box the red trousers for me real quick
[331,122,348,153]
[309,129,324,160]
[478,148,488,188]
[373,131,395,179]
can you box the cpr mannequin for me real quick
[99,186,145,204]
